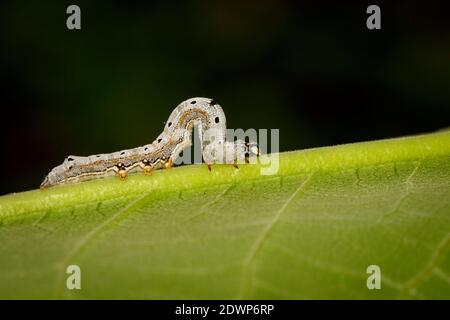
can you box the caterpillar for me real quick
[40,97,259,188]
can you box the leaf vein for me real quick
[52,191,153,298]
[399,232,450,298]
[238,174,312,299]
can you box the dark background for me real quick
[1,1,449,194]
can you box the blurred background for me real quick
[0,0,449,194]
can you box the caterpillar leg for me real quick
[144,166,153,176]
[117,169,127,180]
[232,164,239,169]
[113,163,128,180]
[165,159,173,169]
[206,163,212,171]
[139,161,153,176]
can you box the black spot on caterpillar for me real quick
[40,97,259,188]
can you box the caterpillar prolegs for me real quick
[40,97,259,188]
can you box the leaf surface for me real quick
[0,132,449,299]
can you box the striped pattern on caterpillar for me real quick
[40,97,259,188]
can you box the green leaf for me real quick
[0,131,449,299]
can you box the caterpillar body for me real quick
[40,97,259,188]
